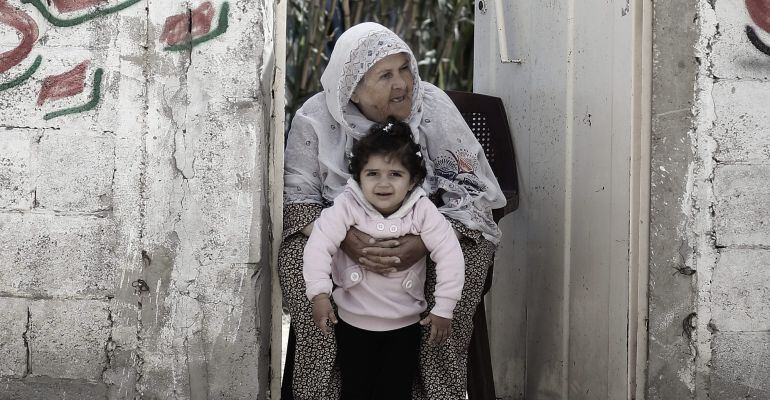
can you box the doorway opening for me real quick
[271,1,482,398]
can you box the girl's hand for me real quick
[419,313,451,345]
[311,295,337,335]
[340,227,428,275]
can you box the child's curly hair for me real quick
[349,117,427,185]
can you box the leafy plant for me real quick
[285,0,475,122]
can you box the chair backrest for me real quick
[445,90,519,222]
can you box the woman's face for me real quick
[351,53,413,123]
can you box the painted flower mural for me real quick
[0,0,41,91]
[0,0,229,119]
[160,2,216,46]
[160,1,229,51]
[35,60,104,120]
[37,60,90,106]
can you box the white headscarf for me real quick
[284,22,505,243]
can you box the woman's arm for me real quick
[425,84,506,243]
[284,107,324,207]
[301,222,314,237]
[350,226,461,274]
[282,106,324,239]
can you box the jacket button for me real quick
[376,223,385,231]
[389,225,398,233]
[350,272,361,282]
[404,280,413,289]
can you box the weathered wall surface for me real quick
[692,0,770,398]
[648,0,699,398]
[651,0,770,399]
[0,0,275,398]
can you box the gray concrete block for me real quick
[0,130,35,210]
[0,376,107,400]
[713,81,770,163]
[180,99,259,265]
[28,300,110,380]
[714,165,770,247]
[711,332,770,399]
[0,298,28,378]
[712,250,770,332]
[33,132,114,213]
[712,0,770,80]
[0,213,116,298]
[142,99,259,268]
[138,263,261,398]
[197,264,262,398]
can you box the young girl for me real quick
[302,118,465,400]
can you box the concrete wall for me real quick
[647,0,700,398]
[0,0,276,398]
[692,0,770,398]
[650,0,770,398]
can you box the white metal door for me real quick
[473,0,651,398]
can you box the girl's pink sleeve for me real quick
[414,198,465,319]
[303,193,357,300]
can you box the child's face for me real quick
[359,154,415,216]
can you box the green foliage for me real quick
[286,0,475,119]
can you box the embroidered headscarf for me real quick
[284,22,505,243]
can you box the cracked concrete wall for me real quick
[0,0,276,398]
[651,0,770,399]
[693,0,770,398]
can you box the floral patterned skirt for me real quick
[279,204,495,400]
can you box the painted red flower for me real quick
[159,2,215,46]
[747,0,770,34]
[50,0,105,13]
[37,60,90,106]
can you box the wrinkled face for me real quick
[359,154,415,216]
[351,53,414,123]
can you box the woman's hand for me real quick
[363,234,429,271]
[420,313,451,345]
[340,227,429,274]
[301,221,315,237]
[311,294,337,335]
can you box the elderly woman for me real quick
[280,22,505,399]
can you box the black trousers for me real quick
[336,319,421,400]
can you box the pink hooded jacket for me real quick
[303,179,465,331]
